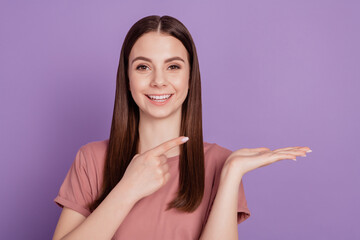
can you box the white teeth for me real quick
[147,94,172,100]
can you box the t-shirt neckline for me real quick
[166,155,180,162]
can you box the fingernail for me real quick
[306,149,312,153]
[181,137,189,142]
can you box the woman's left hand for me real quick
[222,146,312,182]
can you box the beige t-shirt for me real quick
[54,139,251,239]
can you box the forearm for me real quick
[60,181,138,240]
[200,166,242,240]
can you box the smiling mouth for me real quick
[145,94,174,102]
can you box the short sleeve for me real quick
[236,179,251,224]
[54,147,93,217]
[205,144,251,225]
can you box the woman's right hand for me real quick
[120,136,189,202]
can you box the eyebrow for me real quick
[131,56,185,65]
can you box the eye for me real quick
[136,64,149,71]
[168,65,180,70]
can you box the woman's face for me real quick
[128,31,190,120]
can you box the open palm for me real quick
[225,146,311,176]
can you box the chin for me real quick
[150,110,176,119]
[141,107,181,120]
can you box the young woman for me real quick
[52,15,311,240]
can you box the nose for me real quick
[150,70,167,87]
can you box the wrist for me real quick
[114,180,140,205]
[220,163,243,187]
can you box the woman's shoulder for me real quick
[76,139,109,167]
[203,141,233,166]
[79,138,109,154]
[80,139,109,152]
[204,141,232,155]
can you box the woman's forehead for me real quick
[129,32,188,62]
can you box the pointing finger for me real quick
[147,136,189,157]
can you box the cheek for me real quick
[128,79,142,104]
[128,70,143,92]
[175,79,189,100]
[180,75,190,92]
[129,78,142,94]
[129,80,135,92]
[174,72,189,90]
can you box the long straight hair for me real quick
[89,15,204,213]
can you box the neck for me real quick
[138,110,181,158]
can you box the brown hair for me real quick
[89,15,204,213]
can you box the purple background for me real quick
[1,0,359,239]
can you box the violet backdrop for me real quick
[1,0,359,239]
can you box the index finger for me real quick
[148,136,189,157]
